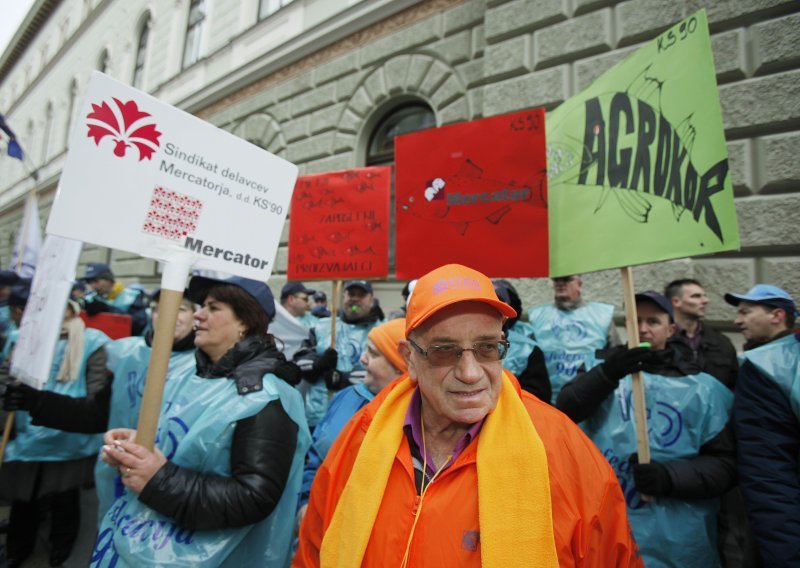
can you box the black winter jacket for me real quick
[733,333,800,565]
[669,324,738,389]
[557,347,737,499]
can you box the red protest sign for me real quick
[288,167,391,280]
[394,109,548,279]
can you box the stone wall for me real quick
[203,0,799,329]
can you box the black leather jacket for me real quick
[668,324,738,389]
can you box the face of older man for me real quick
[404,301,504,431]
[553,275,581,307]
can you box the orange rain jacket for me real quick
[294,377,642,567]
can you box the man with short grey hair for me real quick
[528,274,620,403]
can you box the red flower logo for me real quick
[86,98,161,161]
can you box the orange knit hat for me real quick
[405,264,516,337]
[367,318,407,372]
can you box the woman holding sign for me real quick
[92,276,310,567]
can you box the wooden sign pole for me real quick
[620,266,652,500]
[330,280,341,347]
[0,413,14,466]
[134,259,191,450]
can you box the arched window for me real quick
[132,15,151,89]
[98,49,109,73]
[183,0,206,69]
[366,103,436,166]
[364,102,436,273]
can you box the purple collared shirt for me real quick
[403,387,484,477]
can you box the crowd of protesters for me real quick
[0,263,797,566]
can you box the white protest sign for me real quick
[46,71,297,282]
[271,300,311,360]
[10,235,83,390]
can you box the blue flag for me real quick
[0,112,24,161]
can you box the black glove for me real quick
[3,381,43,412]
[630,454,673,496]
[601,346,657,382]
[274,361,302,386]
[313,348,338,374]
[84,299,111,316]
[325,370,347,391]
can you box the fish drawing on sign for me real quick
[297,234,316,245]
[363,221,383,231]
[547,62,726,242]
[345,245,376,256]
[400,158,545,236]
[310,247,333,259]
[327,231,351,244]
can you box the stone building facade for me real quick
[0,0,798,334]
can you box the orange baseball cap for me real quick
[405,264,516,337]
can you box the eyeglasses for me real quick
[408,338,509,367]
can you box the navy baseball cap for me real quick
[725,284,798,316]
[344,280,373,294]
[635,290,674,322]
[281,281,315,299]
[313,290,327,302]
[8,281,31,308]
[189,275,276,321]
[83,262,114,281]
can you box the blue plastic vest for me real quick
[94,337,197,524]
[528,302,614,403]
[5,328,111,462]
[296,312,317,330]
[313,382,373,461]
[86,288,141,313]
[503,321,541,377]
[1,327,17,363]
[300,383,374,508]
[90,370,310,568]
[0,304,15,358]
[580,358,733,568]
[742,333,799,419]
[307,316,381,425]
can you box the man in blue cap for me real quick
[557,291,736,567]
[280,282,316,329]
[725,284,796,351]
[82,262,149,336]
[728,284,799,565]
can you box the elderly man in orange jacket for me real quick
[294,264,641,567]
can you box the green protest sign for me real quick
[547,9,739,277]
